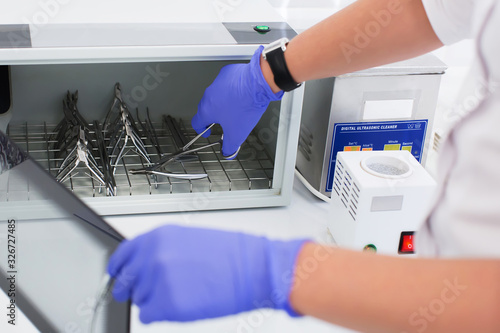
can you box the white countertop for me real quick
[0,175,358,333]
[109,175,356,333]
[107,173,332,242]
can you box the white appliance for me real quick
[296,55,446,198]
[0,0,305,218]
[328,150,436,255]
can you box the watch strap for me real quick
[265,47,301,92]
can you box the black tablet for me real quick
[0,130,129,332]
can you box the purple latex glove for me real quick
[107,225,307,324]
[192,46,284,159]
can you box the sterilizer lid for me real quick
[0,0,294,61]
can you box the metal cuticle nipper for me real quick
[103,83,153,175]
[129,123,240,178]
[55,127,106,189]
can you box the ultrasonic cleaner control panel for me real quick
[326,119,428,192]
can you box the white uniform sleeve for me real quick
[422,0,475,44]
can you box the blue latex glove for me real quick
[107,225,307,324]
[192,46,284,159]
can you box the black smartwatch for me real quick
[262,38,301,92]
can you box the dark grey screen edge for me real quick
[0,266,131,332]
[0,130,130,332]
[0,269,58,332]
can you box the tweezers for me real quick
[94,121,116,196]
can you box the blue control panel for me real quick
[326,120,428,192]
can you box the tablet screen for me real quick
[0,130,129,333]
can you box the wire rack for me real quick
[5,118,275,198]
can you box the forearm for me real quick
[262,0,442,92]
[290,243,500,333]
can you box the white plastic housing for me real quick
[328,150,436,255]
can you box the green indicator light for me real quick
[254,25,271,34]
[363,244,377,253]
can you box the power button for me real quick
[254,25,271,34]
[398,231,415,254]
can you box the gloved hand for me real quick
[107,225,307,324]
[192,46,284,159]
